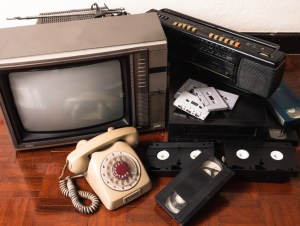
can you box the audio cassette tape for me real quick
[194,86,229,111]
[155,150,234,225]
[216,89,239,110]
[173,91,210,120]
[146,142,214,176]
[174,78,239,112]
[223,140,299,182]
[174,78,208,99]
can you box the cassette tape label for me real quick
[174,78,208,99]
[173,91,210,120]
[194,87,228,111]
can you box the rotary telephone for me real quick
[59,127,152,213]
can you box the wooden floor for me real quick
[0,55,299,226]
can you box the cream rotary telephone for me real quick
[59,127,152,213]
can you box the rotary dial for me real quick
[100,151,141,191]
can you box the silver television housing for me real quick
[0,12,167,150]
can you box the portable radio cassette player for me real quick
[154,8,286,98]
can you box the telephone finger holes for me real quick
[236,149,250,159]
[270,150,284,160]
[190,149,201,159]
[157,150,170,160]
[101,152,141,191]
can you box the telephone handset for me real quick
[67,127,139,174]
[60,127,152,212]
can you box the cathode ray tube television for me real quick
[0,12,168,150]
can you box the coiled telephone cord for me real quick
[59,162,100,214]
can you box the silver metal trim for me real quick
[0,41,167,69]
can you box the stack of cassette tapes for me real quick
[173,78,239,120]
[167,58,299,144]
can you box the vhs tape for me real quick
[268,81,300,126]
[223,140,299,182]
[154,8,286,98]
[266,110,299,146]
[155,150,234,225]
[145,140,299,182]
[146,142,214,176]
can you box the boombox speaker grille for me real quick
[237,58,282,98]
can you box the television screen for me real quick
[9,60,125,132]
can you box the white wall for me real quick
[0,0,299,32]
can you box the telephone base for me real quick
[85,141,152,210]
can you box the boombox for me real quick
[154,9,286,98]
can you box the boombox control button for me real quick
[259,52,270,57]
[191,27,197,33]
[213,35,219,40]
[173,22,178,26]
[229,40,235,46]
[182,24,187,29]
[234,42,241,48]
[218,36,224,42]
[209,33,214,38]
[158,14,169,20]
[224,38,230,44]
[187,25,193,31]
[177,22,183,28]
